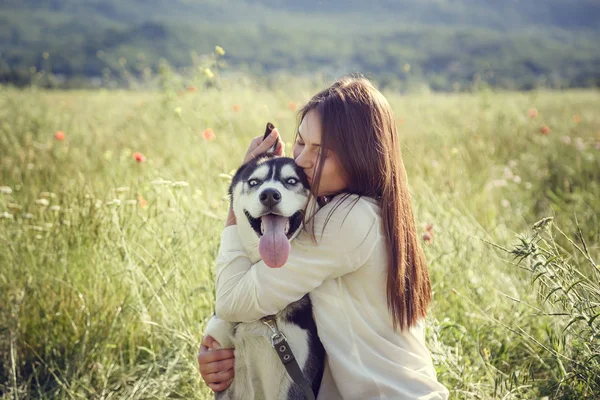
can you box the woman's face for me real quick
[293,109,348,197]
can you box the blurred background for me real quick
[1,0,599,91]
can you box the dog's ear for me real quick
[262,122,277,155]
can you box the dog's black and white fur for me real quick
[205,124,325,399]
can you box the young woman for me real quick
[198,77,449,399]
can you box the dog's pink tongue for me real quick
[258,215,290,268]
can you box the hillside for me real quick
[1,0,599,89]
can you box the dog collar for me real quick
[261,316,316,400]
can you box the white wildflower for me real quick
[560,136,572,145]
[172,181,189,188]
[1,212,13,219]
[35,198,50,207]
[0,186,12,194]
[574,137,586,151]
[106,199,121,207]
[7,203,22,212]
[49,205,61,212]
[151,179,172,186]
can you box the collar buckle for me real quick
[262,317,287,347]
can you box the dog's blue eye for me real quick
[248,179,259,187]
[287,178,297,185]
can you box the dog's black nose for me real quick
[259,188,281,208]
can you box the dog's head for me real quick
[229,123,311,268]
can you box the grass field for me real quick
[0,82,599,399]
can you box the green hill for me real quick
[1,0,599,89]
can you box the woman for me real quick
[198,77,449,399]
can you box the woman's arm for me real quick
[215,196,380,322]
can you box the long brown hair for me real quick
[298,76,432,331]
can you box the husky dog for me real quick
[205,123,325,400]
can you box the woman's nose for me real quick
[294,147,313,170]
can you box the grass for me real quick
[0,80,599,399]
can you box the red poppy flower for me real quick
[233,104,241,112]
[289,102,297,111]
[540,125,551,135]
[203,128,216,141]
[137,194,148,208]
[132,152,146,162]
[422,232,433,244]
[188,85,197,93]
[573,114,581,124]
[528,108,539,119]
[54,131,65,141]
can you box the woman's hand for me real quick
[242,127,285,165]
[198,335,235,392]
[227,127,285,227]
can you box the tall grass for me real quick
[504,217,599,398]
[0,76,599,398]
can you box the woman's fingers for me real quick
[198,347,235,368]
[274,137,285,157]
[252,129,278,154]
[201,334,221,350]
[208,378,234,392]
[204,367,235,384]
[198,345,235,393]
[243,128,281,164]
[199,355,235,375]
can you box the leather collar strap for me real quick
[262,317,316,400]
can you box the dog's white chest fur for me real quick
[205,244,312,400]
[218,316,310,400]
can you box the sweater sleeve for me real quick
[215,196,380,323]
